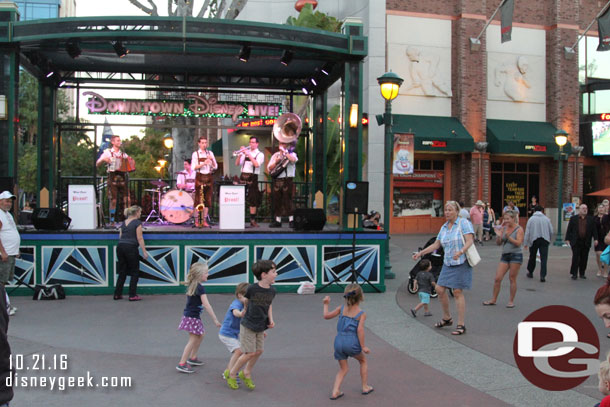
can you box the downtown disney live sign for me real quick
[83,92,282,122]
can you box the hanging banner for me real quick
[598,5,610,51]
[500,0,514,43]
[393,133,414,175]
[83,91,282,122]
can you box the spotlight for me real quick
[58,79,66,87]
[238,45,251,62]
[302,87,309,95]
[321,63,332,75]
[112,40,129,58]
[45,70,54,78]
[310,77,317,86]
[66,39,81,59]
[280,50,293,66]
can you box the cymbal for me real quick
[151,180,168,187]
[144,188,159,193]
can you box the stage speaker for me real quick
[0,177,13,192]
[32,208,71,231]
[344,181,368,214]
[293,208,326,231]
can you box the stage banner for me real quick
[393,133,414,175]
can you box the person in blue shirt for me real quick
[219,282,248,380]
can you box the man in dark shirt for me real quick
[565,204,598,280]
[0,285,13,407]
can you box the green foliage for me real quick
[121,128,171,179]
[18,71,38,145]
[285,3,342,33]
[17,143,37,193]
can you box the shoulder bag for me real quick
[458,220,481,267]
[601,245,610,265]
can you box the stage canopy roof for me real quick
[11,16,366,92]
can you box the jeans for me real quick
[114,243,140,298]
[527,237,549,278]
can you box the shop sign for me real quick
[422,140,447,148]
[83,91,282,122]
[600,113,610,121]
[399,171,443,183]
[524,145,547,152]
[236,118,277,128]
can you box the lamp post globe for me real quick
[553,129,568,247]
[377,71,403,280]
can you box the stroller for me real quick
[407,236,449,298]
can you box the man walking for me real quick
[565,203,598,280]
[470,200,485,245]
[523,205,553,282]
[0,191,19,316]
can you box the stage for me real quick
[10,223,387,296]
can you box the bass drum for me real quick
[160,189,194,224]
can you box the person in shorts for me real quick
[0,191,19,316]
[219,282,248,380]
[411,259,436,317]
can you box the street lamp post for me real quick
[377,71,403,280]
[553,129,568,247]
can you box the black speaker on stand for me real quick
[32,208,71,231]
[316,181,380,293]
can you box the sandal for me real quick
[435,318,453,328]
[239,371,255,390]
[226,376,239,390]
[452,325,466,335]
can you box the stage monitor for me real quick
[592,121,610,155]
[32,208,71,231]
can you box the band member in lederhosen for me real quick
[191,137,217,228]
[235,136,264,228]
[268,117,300,228]
[96,135,131,223]
[176,158,196,193]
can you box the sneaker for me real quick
[540,278,546,282]
[187,358,204,366]
[410,309,417,318]
[129,295,142,301]
[8,306,17,316]
[424,312,433,317]
[269,221,282,228]
[580,275,587,279]
[176,363,194,374]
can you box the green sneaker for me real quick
[226,376,239,390]
[239,371,255,390]
[222,369,230,379]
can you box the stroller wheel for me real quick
[430,287,438,298]
[407,278,418,294]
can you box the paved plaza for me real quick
[5,234,608,406]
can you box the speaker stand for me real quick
[7,273,36,296]
[316,211,381,293]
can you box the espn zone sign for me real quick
[422,140,447,148]
[524,145,547,152]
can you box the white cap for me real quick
[0,191,16,200]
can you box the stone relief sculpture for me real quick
[404,46,452,97]
[493,56,531,102]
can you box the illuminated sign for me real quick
[83,91,282,122]
[524,145,547,152]
[421,140,447,148]
[236,118,277,128]
[600,113,610,121]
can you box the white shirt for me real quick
[191,149,218,175]
[0,209,20,256]
[176,168,196,191]
[267,151,298,178]
[99,147,129,172]
[239,148,264,175]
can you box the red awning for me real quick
[587,188,610,196]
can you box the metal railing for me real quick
[58,176,309,223]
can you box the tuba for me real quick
[272,113,302,144]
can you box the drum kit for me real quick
[144,178,195,224]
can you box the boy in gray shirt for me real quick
[411,259,436,317]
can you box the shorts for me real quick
[0,256,16,284]
[500,252,523,264]
[218,334,241,353]
[239,324,264,353]
[418,292,431,304]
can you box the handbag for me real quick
[602,246,610,265]
[458,221,481,267]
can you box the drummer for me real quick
[96,134,131,223]
[176,159,196,192]
[191,137,218,228]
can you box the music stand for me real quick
[316,181,381,293]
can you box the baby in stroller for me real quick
[408,236,444,297]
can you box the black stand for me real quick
[7,273,36,296]
[316,211,381,293]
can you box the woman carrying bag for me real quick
[413,201,475,336]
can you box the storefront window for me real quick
[393,160,445,218]
[490,161,539,217]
